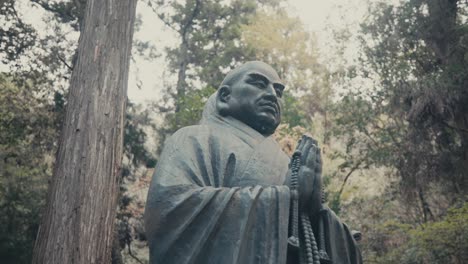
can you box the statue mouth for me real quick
[258,102,279,115]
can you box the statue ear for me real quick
[216,85,231,116]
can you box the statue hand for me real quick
[296,135,322,215]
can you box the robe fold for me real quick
[145,95,361,264]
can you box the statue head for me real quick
[216,61,285,135]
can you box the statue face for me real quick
[223,63,285,135]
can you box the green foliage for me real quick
[411,202,468,263]
[0,74,58,264]
[365,0,468,192]
[331,0,468,208]
[30,0,86,31]
[329,0,468,263]
[124,101,157,169]
[281,91,307,128]
[241,9,330,117]
[331,90,405,170]
[0,0,37,63]
[151,0,274,88]
[158,86,216,144]
[369,202,468,264]
[0,148,49,264]
[0,3,81,260]
[327,192,342,215]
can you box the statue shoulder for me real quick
[167,124,213,143]
[157,125,211,158]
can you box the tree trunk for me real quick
[174,0,201,117]
[175,39,188,114]
[32,0,137,263]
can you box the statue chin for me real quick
[220,108,280,135]
[251,119,279,135]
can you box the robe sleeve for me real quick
[144,127,291,264]
[320,207,363,264]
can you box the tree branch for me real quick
[440,120,468,134]
[57,55,73,71]
[338,160,364,199]
[126,243,144,264]
[180,0,202,39]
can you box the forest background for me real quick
[0,0,467,263]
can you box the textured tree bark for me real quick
[32,1,137,263]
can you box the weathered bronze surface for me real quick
[145,61,362,264]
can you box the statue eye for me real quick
[253,81,267,88]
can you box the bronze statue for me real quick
[145,61,362,264]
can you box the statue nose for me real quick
[265,84,277,97]
[263,85,278,102]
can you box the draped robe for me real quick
[145,95,361,264]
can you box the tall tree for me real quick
[32,0,137,263]
[327,1,468,262]
[331,0,468,211]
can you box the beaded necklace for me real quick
[288,146,331,264]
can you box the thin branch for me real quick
[155,10,178,32]
[30,0,57,14]
[418,187,435,223]
[180,0,202,40]
[440,120,468,134]
[144,1,178,32]
[338,160,364,199]
[57,55,73,71]
[127,243,144,264]
[362,127,380,149]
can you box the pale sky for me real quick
[6,0,371,103]
[128,0,370,103]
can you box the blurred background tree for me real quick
[328,0,468,262]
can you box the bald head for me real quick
[220,61,282,88]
